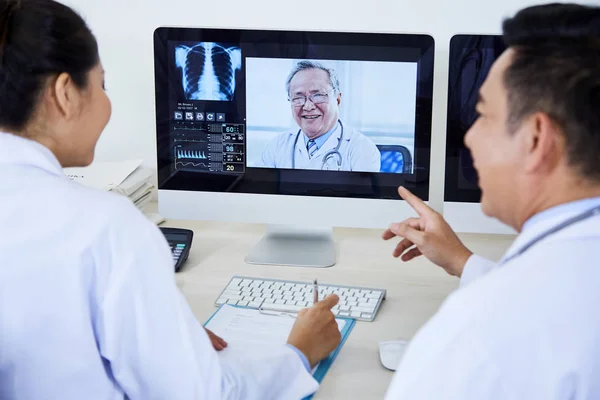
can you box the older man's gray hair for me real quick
[285,60,341,97]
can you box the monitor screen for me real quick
[444,34,507,203]
[154,28,434,200]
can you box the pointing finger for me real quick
[316,294,340,309]
[390,222,424,246]
[382,228,396,240]
[383,218,421,240]
[401,247,423,262]
[398,186,434,218]
[393,238,414,258]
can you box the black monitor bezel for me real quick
[444,34,507,203]
[153,26,435,201]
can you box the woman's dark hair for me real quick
[501,3,600,181]
[0,0,99,132]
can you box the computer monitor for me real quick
[443,34,516,234]
[153,27,435,267]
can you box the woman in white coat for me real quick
[382,3,600,399]
[0,1,341,399]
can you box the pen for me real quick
[313,279,319,305]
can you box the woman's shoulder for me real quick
[59,178,150,229]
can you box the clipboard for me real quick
[204,304,355,399]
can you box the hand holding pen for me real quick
[287,285,341,368]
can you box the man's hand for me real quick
[382,186,473,277]
[287,294,342,368]
[205,328,228,351]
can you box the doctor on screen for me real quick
[260,60,381,172]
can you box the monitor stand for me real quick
[244,224,336,268]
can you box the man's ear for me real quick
[51,72,80,120]
[524,112,562,174]
[336,92,342,106]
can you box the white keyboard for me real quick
[215,276,386,322]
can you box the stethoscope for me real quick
[291,119,344,170]
[500,204,600,265]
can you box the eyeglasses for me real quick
[289,92,330,107]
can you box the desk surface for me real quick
[164,217,514,399]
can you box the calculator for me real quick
[159,227,193,272]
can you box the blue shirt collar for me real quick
[303,121,339,150]
[497,195,600,265]
[522,196,600,233]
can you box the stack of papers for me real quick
[63,159,164,224]
[204,304,355,399]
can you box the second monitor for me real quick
[443,34,515,234]
[153,27,435,267]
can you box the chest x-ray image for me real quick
[175,42,242,101]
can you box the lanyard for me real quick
[500,204,600,265]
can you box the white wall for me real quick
[61,0,596,212]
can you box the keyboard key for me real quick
[352,306,375,313]
[217,277,385,322]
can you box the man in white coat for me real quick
[382,3,600,399]
[260,60,381,172]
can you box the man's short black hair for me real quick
[502,3,600,181]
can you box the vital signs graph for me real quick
[173,123,245,173]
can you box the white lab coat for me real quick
[385,199,600,399]
[0,132,318,400]
[260,120,381,172]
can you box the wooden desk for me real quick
[165,217,514,399]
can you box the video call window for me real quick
[245,58,418,174]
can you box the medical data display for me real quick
[154,28,434,200]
